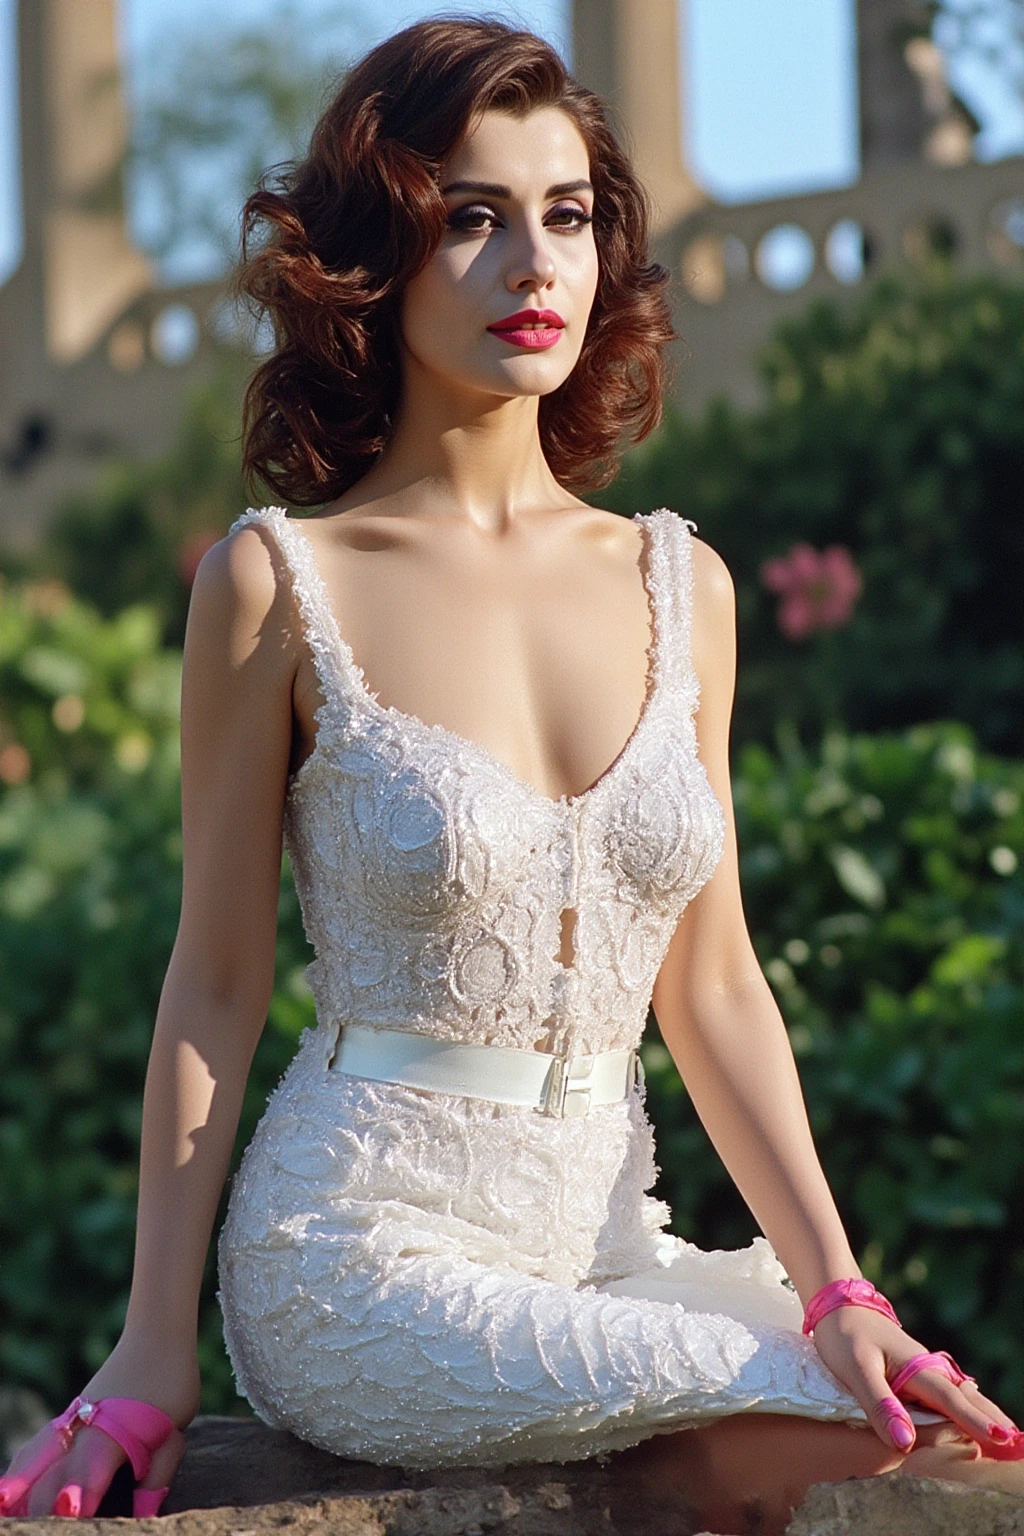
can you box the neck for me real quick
[342,354,569,532]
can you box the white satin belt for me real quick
[325,1021,644,1118]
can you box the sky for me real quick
[1,0,1023,288]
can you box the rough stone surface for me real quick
[786,1469,1024,1535]
[2,1414,1023,1533]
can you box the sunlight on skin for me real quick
[345,103,601,531]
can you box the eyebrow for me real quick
[440,179,594,199]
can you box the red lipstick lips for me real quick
[487,308,565,350]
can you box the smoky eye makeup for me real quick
[446,202,593,232]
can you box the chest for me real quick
[289,535,657,803]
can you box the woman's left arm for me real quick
[650,537,859,1302]
[650,536,1017,1453]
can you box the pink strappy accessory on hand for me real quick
[882,1349,1024,1457]
[887,1349,976,1398]
[800,1282,1024,1453]
[801,1277,902,1336]
[0,1394,177,1519]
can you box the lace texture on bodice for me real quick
[216,506,877,1467]
[229,505,726,1065]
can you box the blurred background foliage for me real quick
[0,576,307,1408]
[644,721,1024,1415]
[0,348,257,651]
[605,263,1024,754]
[0,13,1023,1422]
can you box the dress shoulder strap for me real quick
[226,505,359,717]
[645,508,702,717]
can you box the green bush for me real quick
[601,264,1024,754]
[642,720,1024,1416]
[0,578,312,1413]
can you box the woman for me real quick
[3,17,1022,1533]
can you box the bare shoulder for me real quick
[688,534,737,706]
[689,532,734,613]
[201,518,279,610]
[193,519,282,632]
[186,519,295,671]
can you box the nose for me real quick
[505,215,557,294]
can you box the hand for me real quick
[0,1332,199,1519]
[810,1305,1019,1456]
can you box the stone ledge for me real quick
[786,1470,1024,1535]
[2,1414,1023,1533]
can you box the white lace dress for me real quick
[216,504,876,1468]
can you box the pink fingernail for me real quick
[133,1486,170,1517]
[989,1423,1014,1443]
[879,1400,915,1449]
[986,1435,1024,1461]
[54,1483,83,1517]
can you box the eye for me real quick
[547,204,593,231]
[447,204,498,232]
[446,203,594,234]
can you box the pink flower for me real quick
[177,529,222,587]
[0,743,31,785]
[760,542,863,641]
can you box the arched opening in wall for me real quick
[209,297,275,356]
[107,321,146,372]
[150,304,200,366]
[207,295,254,350]
[681,235,726,303]
[986,197,1024,266]
[681,234,751,304]
[824,218,872,284]
[755,223,815,291]
[901,214,959,265]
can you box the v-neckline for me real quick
[282,507,669,814]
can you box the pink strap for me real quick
[0,1394,176,1515]
[49,1394,176,1481]
[90,1398,176,1481]
[802,1277,901,1336]
[887,1349,976,1399]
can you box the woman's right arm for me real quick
[4,524,299,1516]
[120,520,298,1381]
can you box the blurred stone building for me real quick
[2,0,1024,551]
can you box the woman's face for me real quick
[398,105,599,403]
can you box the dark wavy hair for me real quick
[234,14,677,504]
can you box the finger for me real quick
[847,1357,918,1451]
[41,1456,116,1520]
[0,1425,66,1510]
[26,1427,123,1519]
[897,1368,1020,1453]
[958,1379,1019,1434]
[955,1381,1024,1458]
[134,1486,171,1518]
[137,1423,186,1491]
[131,1423,187,1518]
[69,1429,129,1520]
[875,1393,917,1451]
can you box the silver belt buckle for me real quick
[541,1054,590,1117]
[540,1049,639,1117]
